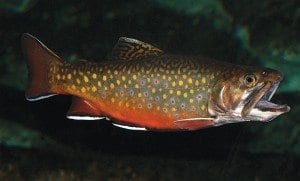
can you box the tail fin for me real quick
[22,33,62,101]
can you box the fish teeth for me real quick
[268,82,279,101]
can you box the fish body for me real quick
[22,34,290,131]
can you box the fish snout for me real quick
[262,68,283,83]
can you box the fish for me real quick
[21,33,290,131]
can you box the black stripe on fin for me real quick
[111,37,164,61]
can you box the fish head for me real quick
[209,66,290,124]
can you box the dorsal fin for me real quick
[66,97,105,120]
[111,37,164,61]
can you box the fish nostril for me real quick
[262,71,268,76]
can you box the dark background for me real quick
[0,0,299,180]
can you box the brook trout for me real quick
[22,33,290,131]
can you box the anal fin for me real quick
[112,123,147,131]
[174,118,215,131]
[67,97,105,120]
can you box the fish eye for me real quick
[244,74,257,87]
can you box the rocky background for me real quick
[0,0,299,180]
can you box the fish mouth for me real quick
[242,81,290,120]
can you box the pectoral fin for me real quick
[174,118,215,131]
[67,97,105,120]
[111,37,164,61]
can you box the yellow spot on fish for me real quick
[92,86,97,92]
[171,107,176,112]
[190,89,194,94]
[110,83,115,89]
[162,75,166,79]
[62,75,65,80]
[97,81,102,87]
[56,74,60,80]
[138,93,142,97]
[169,90,174,94]
[71,85,76,89]
[128,80,132,84]
[103,75,107,81]
[73,70,77,75]
[179,80,183,86]
[122,76,126,81]
[152,88,156,93]
[172,81,176,87]
[67,74,72,79]
[202,77,206,84]
[135,84,139,88]
[105,87,108,91]
[188,78,193,84]
[190,99,194,103]
[92,73,97,79]
[183,92,188,98]
[176,90,181,96]
[208,88,212,93]
[107,70,111,74]
[163,94,167,99]
[183,75,187,79]
[81,87,86,93]
[84,75,89,82]
[114,70,118,75]
[168,77,172,81]
[76,78,81,84]
[147,78,151,82]
[79,71,83,76]
[117,80,121,85]
[201,105,206,110]
[159,88,162,92]
[133,75,137,80]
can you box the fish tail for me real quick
[22,33,63,101]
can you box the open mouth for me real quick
[254,82,290,113]
[242,81,290,118]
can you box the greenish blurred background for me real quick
[0,0,299,180]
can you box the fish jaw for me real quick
[243,81,290,122]
[209,69,290,125]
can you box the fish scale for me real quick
[47,55,225,129]
[22,34,290,131]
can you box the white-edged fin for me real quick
[112,123,147,131]
[174,117,215,130]
[175,117,216,122]
[67,115,106,120]
[26,94,57,101]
